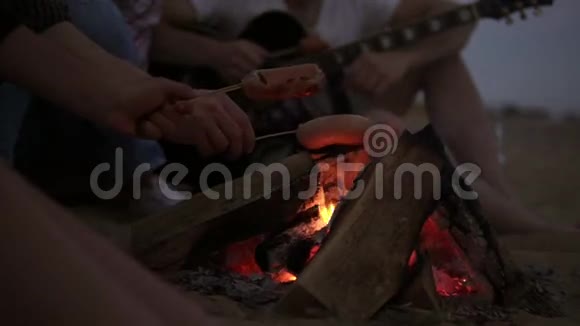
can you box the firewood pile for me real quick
[127,126,565,324]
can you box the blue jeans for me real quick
[12,0,165,202]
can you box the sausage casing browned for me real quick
[242,64,325,101]
[297,113,404,150]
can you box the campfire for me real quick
[132,126,558,322]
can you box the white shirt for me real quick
[114,0,163,68]
[189,0,401,48]
[189,0,402,117]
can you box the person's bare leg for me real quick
[0,164,166,325]
[422,55,572,233]
[374,68,424,116]
[423,55,510,194]
[49,187,210,325]
[0,163,214,325]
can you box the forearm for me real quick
[150,22,223,67]
[0,26,100,111]
[392,1,476,69]
[404,24,474,69]
[42,22,146,76]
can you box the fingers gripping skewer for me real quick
[139,64,325,141]
[183,64,326,102]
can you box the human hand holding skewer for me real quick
[139,64,325,159]
[179,63,325,103]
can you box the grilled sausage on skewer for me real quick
[241,64,325,100]
[296,113,404,150]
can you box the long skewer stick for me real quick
[255,130,297,141]
[209,83,243,94]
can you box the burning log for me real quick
[133,123,525,320]
[438,179,524,306]
[394,253,441,310]
[131,152,317,270]
[255,205,325,275]
[275,126,523,320]
[276,127,447,320]
[254,149,369,276]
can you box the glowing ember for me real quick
[223,236,264,276]
[432,269,477,297]
[420,212,482,298]
[222,193,337,284]
[307,244,321,262]
[407,250,418,268]
[272,269,298,283]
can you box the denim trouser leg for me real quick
[66,0,166,171]
[15,0,165,203]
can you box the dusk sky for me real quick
[461,0,579,112]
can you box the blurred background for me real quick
[463,0,580,115]
[424,0,580,226]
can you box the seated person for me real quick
[151,0,574,234]
[0,26,246,326]
[4,0,254,211]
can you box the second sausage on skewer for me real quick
[296,113,405,150]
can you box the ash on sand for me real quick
[516,266,567,317]
[169,265,566,324]
[169,267,288,308]
[450,266,566,323]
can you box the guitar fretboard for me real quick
[304,3,481,75]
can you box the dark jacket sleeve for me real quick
[0,0,70,42]
[0,4,20,42]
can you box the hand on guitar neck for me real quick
[344,51,412,102]
[209,35,329,84]
[209,39,268,83]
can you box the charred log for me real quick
[277,127,446,320]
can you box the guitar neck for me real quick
[306,3,482,74]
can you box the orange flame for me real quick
[313,190,337,231]
[318,203,336,226]
[273,269,297,283]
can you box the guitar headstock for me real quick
[477,0,554,24]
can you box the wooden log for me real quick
[440,178,524,305]
[392,253,441,310]
[275,127,446,320]
[255,206,324,274]
[131,152,316,270]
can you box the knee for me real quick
[424,54,463,77]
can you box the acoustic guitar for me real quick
[153,0,553,187]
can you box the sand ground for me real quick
[404,107,580,228]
